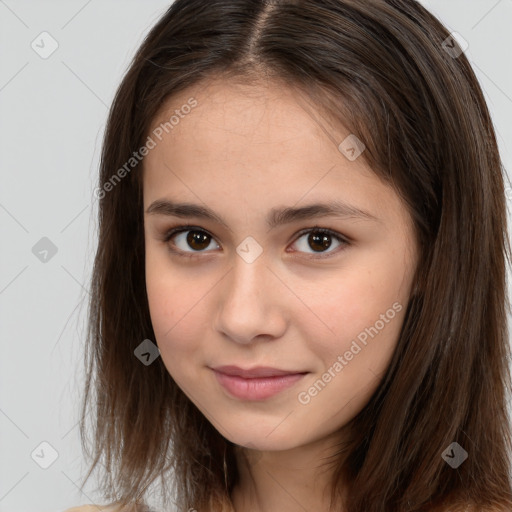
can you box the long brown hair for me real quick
[79,1,512,511]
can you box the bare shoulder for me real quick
[64,507,110,512]
[436,505,509,512]
[63,505,136,512]
[63,507,111,512]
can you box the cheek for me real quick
[145,249,208,379]
[300,251,411,369]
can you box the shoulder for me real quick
[64,507,110,512]
[64,507,115,512]
[435,505,508,512]
[63,507,110,512]
[63,505,139,512]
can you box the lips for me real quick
[210,365,309,401]
[212,365,307,378]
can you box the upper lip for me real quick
[212,365,308,378]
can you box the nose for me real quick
[213,254,287,345]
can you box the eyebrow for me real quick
[145,199,379,230]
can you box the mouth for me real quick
[210,365,309,401]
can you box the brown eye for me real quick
[164,227,220,255]
[185,230,211,251]
[290,228,349,258]
[307,231,333,252]
[163,225,350,260]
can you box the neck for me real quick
[229,432,349,512]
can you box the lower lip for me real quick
[212,370,307,401]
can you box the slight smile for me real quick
[211,365,309,401]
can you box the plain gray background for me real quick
[1,1,511,511]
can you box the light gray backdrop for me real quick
[1,1,511,511]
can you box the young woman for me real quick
[66,0,512,511]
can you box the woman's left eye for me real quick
[162,225,350,259]
[290,227,349,257]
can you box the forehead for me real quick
[149,78,343,158]
[141,78,403,228]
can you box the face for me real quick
[143,78,418,452]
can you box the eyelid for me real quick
[161,224,351,259]
[287,226,351,259]
[162,224,218,245]
[293,225,352,244]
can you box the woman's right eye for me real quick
[164,226,220,258]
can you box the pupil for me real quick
[187,230,210,250]
[309,232,331,252]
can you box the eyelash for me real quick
[161,224,351,260]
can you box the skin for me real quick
[142,78,419,512]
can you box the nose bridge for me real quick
[228,234,270,297]
[214,240,285,343]
[227,241,270,307]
